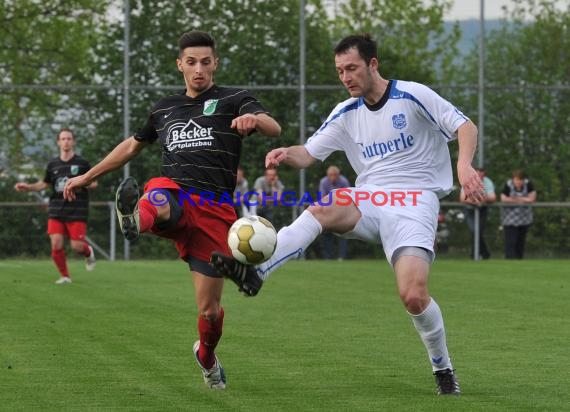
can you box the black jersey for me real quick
[134,85,271,199]
[43,154,91,222]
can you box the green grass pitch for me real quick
[1,259,569,411]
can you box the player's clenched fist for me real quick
[231,113,257,136]
[14,182,30,192]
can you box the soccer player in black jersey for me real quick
[63,30,281,389]
[14,128,97,284]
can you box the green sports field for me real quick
[1,259,568,411]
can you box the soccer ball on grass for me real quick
[228,215,277,265]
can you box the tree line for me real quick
[2,0,568,257]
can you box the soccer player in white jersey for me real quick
[212,33,485,395]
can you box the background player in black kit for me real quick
[14,128,97,284]
[63,31,281,389]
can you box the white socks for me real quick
[257,210,322,280]
[410,298,453,372]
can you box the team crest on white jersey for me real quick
[203,99,218,116]
[166,118,214,151]
[392,113,407,129]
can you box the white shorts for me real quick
[335,185,439,265]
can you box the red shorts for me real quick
[47,219,87,241]
[144,177,236,263]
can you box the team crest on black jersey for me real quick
[166,118,214,151]
[203,99,218,116]
[70,165,79,175]
[55,177,68,193]
[392,113,407,129]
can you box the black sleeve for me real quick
[236,91,273,136]
[501,183,510,196]
[237,91,270,117]
[527,180,535,193]
[134,115,158,143]
[43,162,52,184]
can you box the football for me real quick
[228,215,277,265]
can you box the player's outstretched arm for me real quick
[254,113,281,137]
[456,121,485,204]
[14,181,48,192]
[266,145,316,169]
[64,137,147,201]
[231,113,281,137]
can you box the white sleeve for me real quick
[304,103,348,161]
[408,82,469,141]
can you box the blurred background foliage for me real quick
[1,0,568,258]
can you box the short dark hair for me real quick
[57,127,75,140]
[334,33,377,65]
[178,30,216,57]
[512,169,525,179]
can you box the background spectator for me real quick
[319,165,350,260]
[233,166,250,217]
[253,168,284,224]
[500,169,537,259]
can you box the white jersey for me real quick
[305,80,469,198]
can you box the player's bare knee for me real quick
[400,292,429,314]
[197,303,222,322]
[307,203,351,230]
[305,204,324,222]
[199,309,221,323]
